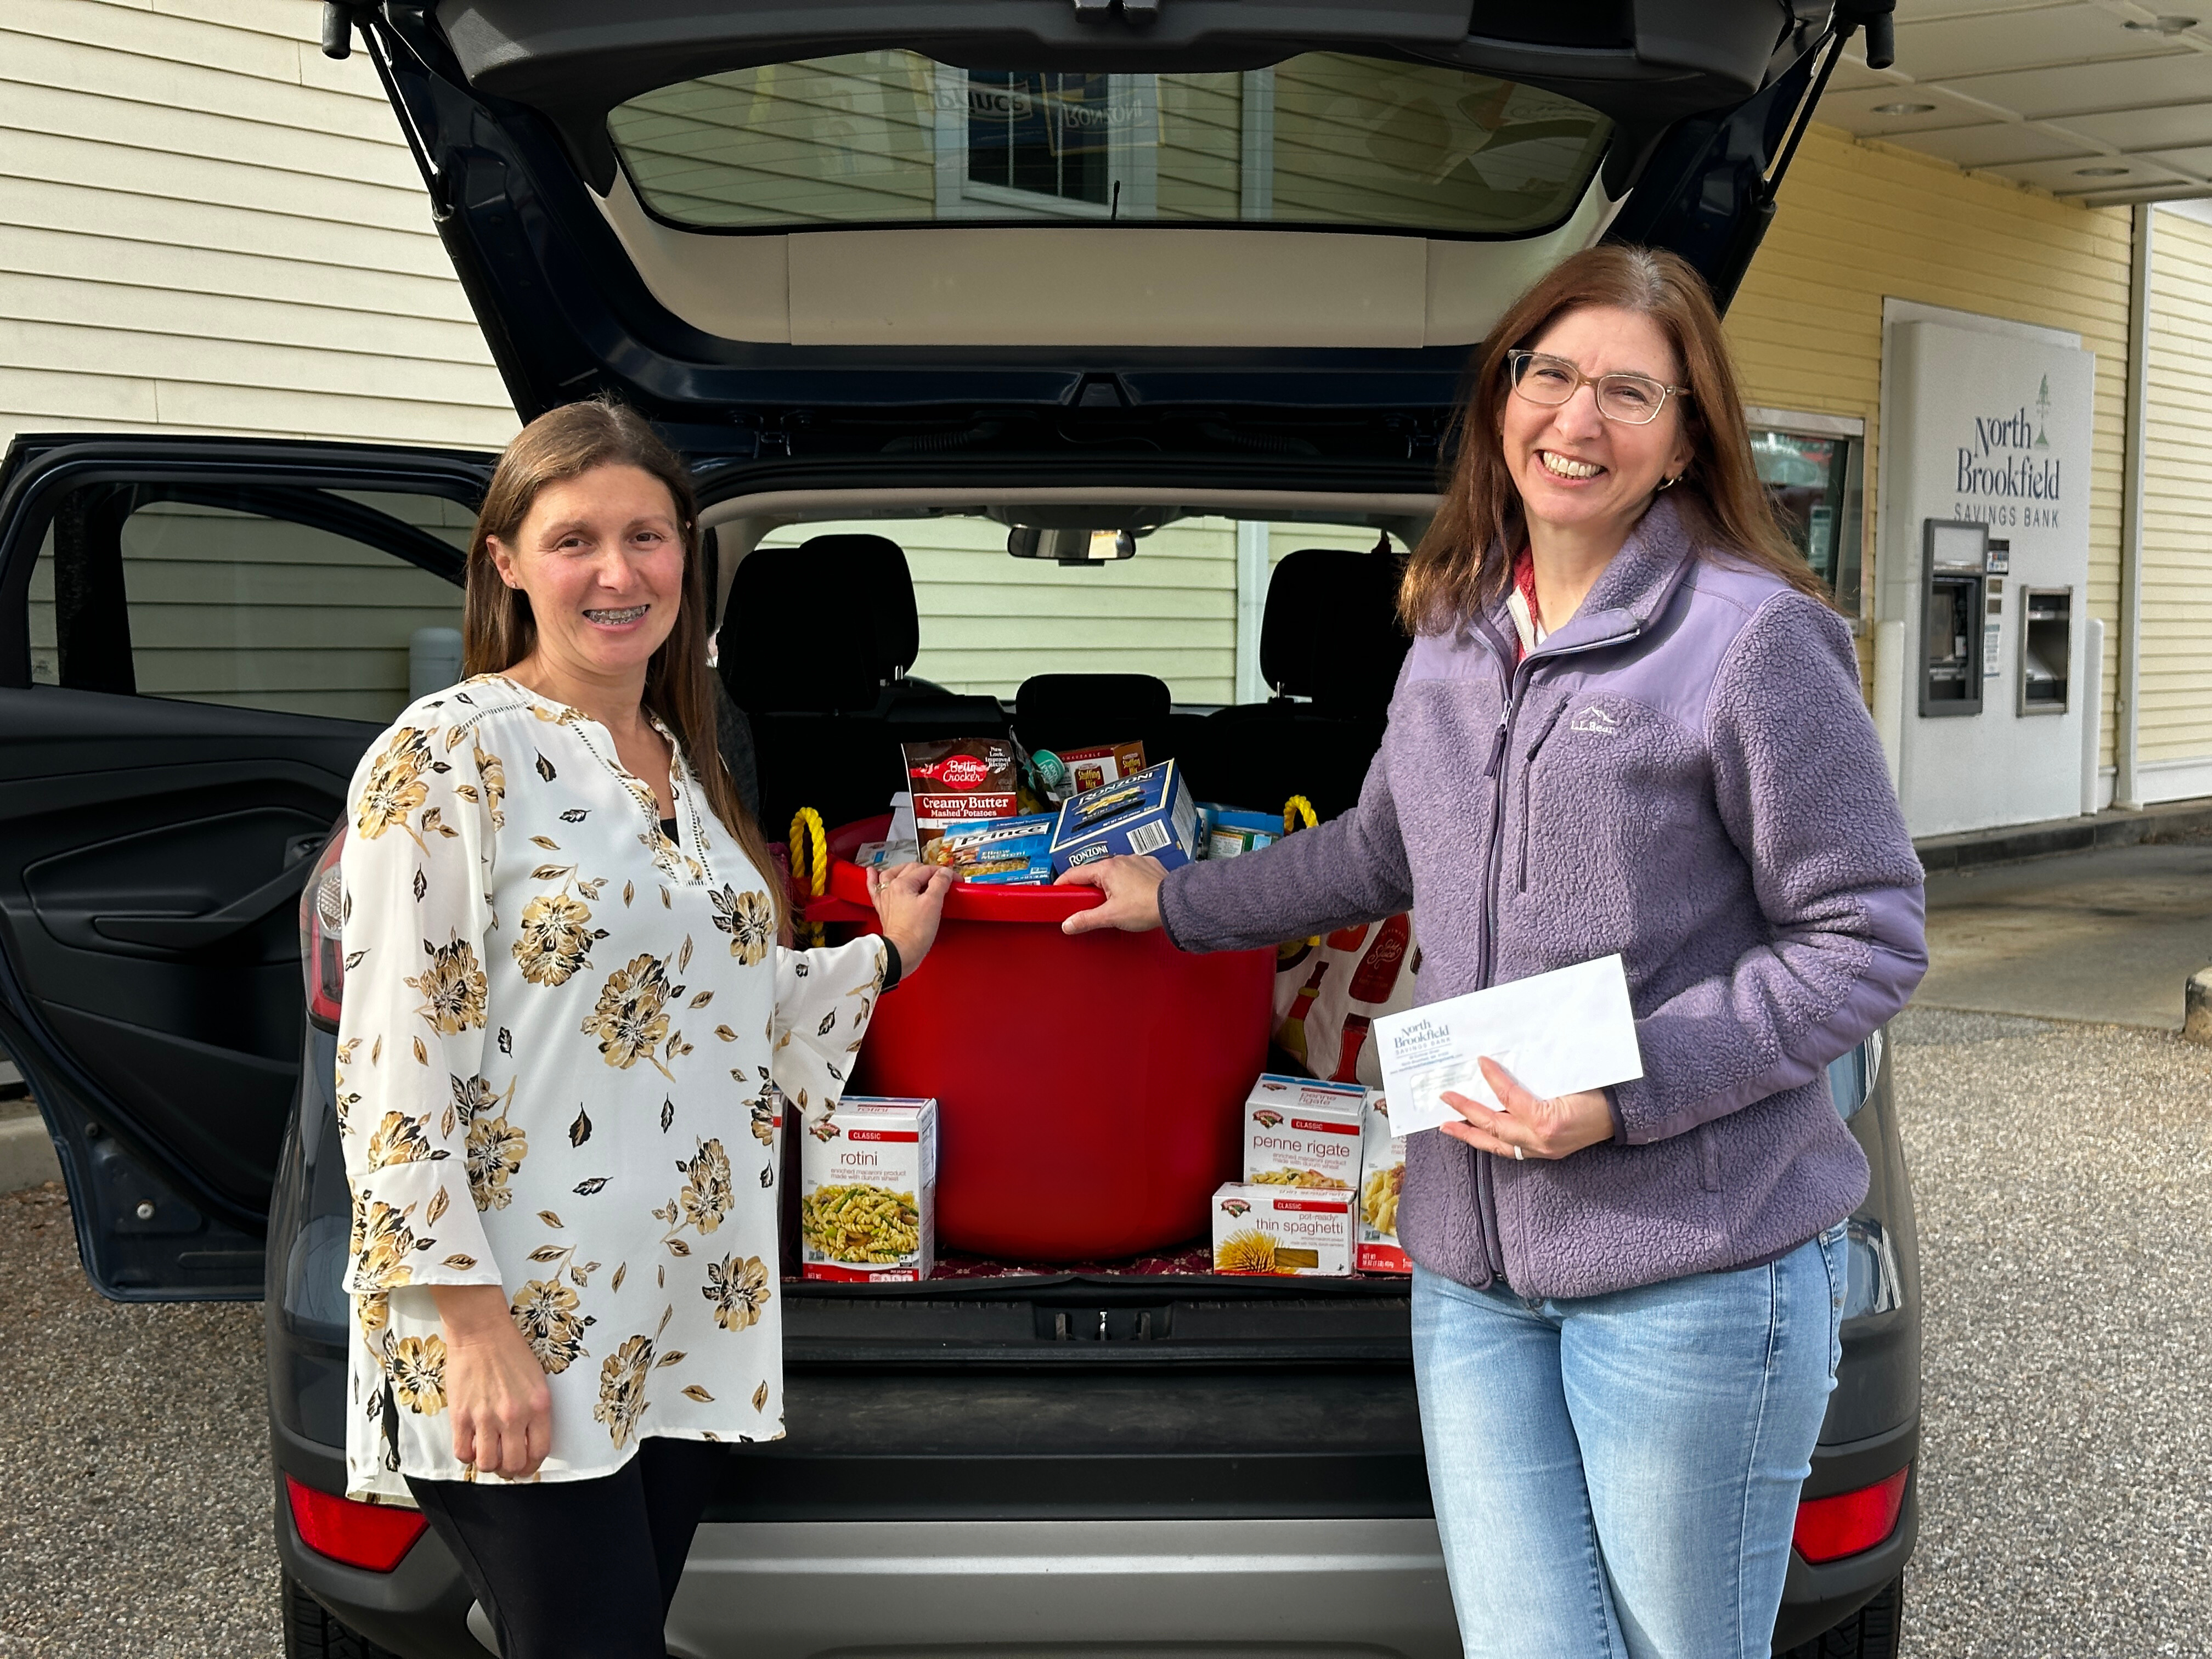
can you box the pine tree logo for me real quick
[2035,374,2051,449]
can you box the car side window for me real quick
[30,485,471,724]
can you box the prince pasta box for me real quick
[800,1097,937,1282]
[1211,1184,1354,1277]
[1242,1073,1365,1190]
[1356,1090,1409,1275]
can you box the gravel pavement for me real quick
[1896,1007,2212,1657]
[2,1011,2209,1656]
[0,1181,279,1658]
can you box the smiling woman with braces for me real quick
[329,399,953,1659]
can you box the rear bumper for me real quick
[1772,1486,1920,1651]
[272,1409,1915,1659]
[276,1481,1914,1659]
[269,1418,481,1659]
[1771,1420,1922,1651]
[672,1516,1458,1659]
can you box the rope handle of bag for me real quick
[787,807,828,946]
[1282,795,1320,947]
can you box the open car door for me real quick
[0,436,493,1297]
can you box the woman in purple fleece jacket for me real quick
[1060,246,1927,1658]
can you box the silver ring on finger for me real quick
[1512,1144,1525,1161]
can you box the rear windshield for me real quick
[611,51,1610,237]
[745,513,1401,705]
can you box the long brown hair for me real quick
[1400,245,1824,635]
[464,399,785,923]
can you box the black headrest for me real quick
[721,534,918,714]
[1261,549,1410,715]
[1014,673,1172,755]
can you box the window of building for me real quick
[1748,413,1866,618]
[966,71,1112,207]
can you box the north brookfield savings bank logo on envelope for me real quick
[1375,955,1645,1138]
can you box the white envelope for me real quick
[1374,955,1644,1137]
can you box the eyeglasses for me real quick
[1506,350,1690,426]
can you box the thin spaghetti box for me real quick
[1049,758,1198,874]
[799,1097,937,1282]
[1211,1183,1355,1277]
[1356,1090,1410,1275]
[1242,1073,1367,1192]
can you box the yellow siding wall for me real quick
[2141,206,2212,781]
[1728,123,2134,765]
[0,0,516,451]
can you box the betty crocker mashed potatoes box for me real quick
[800,1097,936,1282]
[1357,1090,1410,1274]
[1211,1184,1354,1276]
[1242,1073,1366,1190]
[902,738,1019,850]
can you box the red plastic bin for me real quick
[804,818,1275,1261]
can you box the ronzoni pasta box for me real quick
[1211,1184,1354,1277]
[1048,758,1198,873]
[1356,1090,1409,1275]
[800,1097,937,1282]
[1242,1073,1366,1190]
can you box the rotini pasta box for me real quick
[1356,1090,1410,1275]
[1242,1073,1367,1192]
[800,1097,937,1282]
[1211,1184,1354,1277]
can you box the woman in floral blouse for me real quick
[337,400,951,1658]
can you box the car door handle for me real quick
[94,851,319,949]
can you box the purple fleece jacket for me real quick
[1161,495,1927,1300]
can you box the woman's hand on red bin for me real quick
[1054,854,1168,935]
[431,1284,552,1480]
[1438,1057,1615,1161]
[868,861,954,974]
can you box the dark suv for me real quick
[0,4,1917,1656]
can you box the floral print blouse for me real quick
[335,674,884,1502]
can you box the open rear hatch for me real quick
[351,1,1852,464]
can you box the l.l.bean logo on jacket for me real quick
[1569,706,1623,737]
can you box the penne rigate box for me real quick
[1242,1073,1367,1190]
[1210,1183,1354,1277]
[800,1097,936,1282]
[1356,1090,1410,1275]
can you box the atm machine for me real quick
[1918,519,1986,717]
[2017,585,2072,717]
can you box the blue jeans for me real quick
[1410,1226,1848,1659]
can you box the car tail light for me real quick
[298,826,348,1031]
[284,1473,426,1572]
[1793,1465,1910,1564]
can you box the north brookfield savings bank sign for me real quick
[1951,381,2066,530]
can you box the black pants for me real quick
[406,1438,721,1659]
